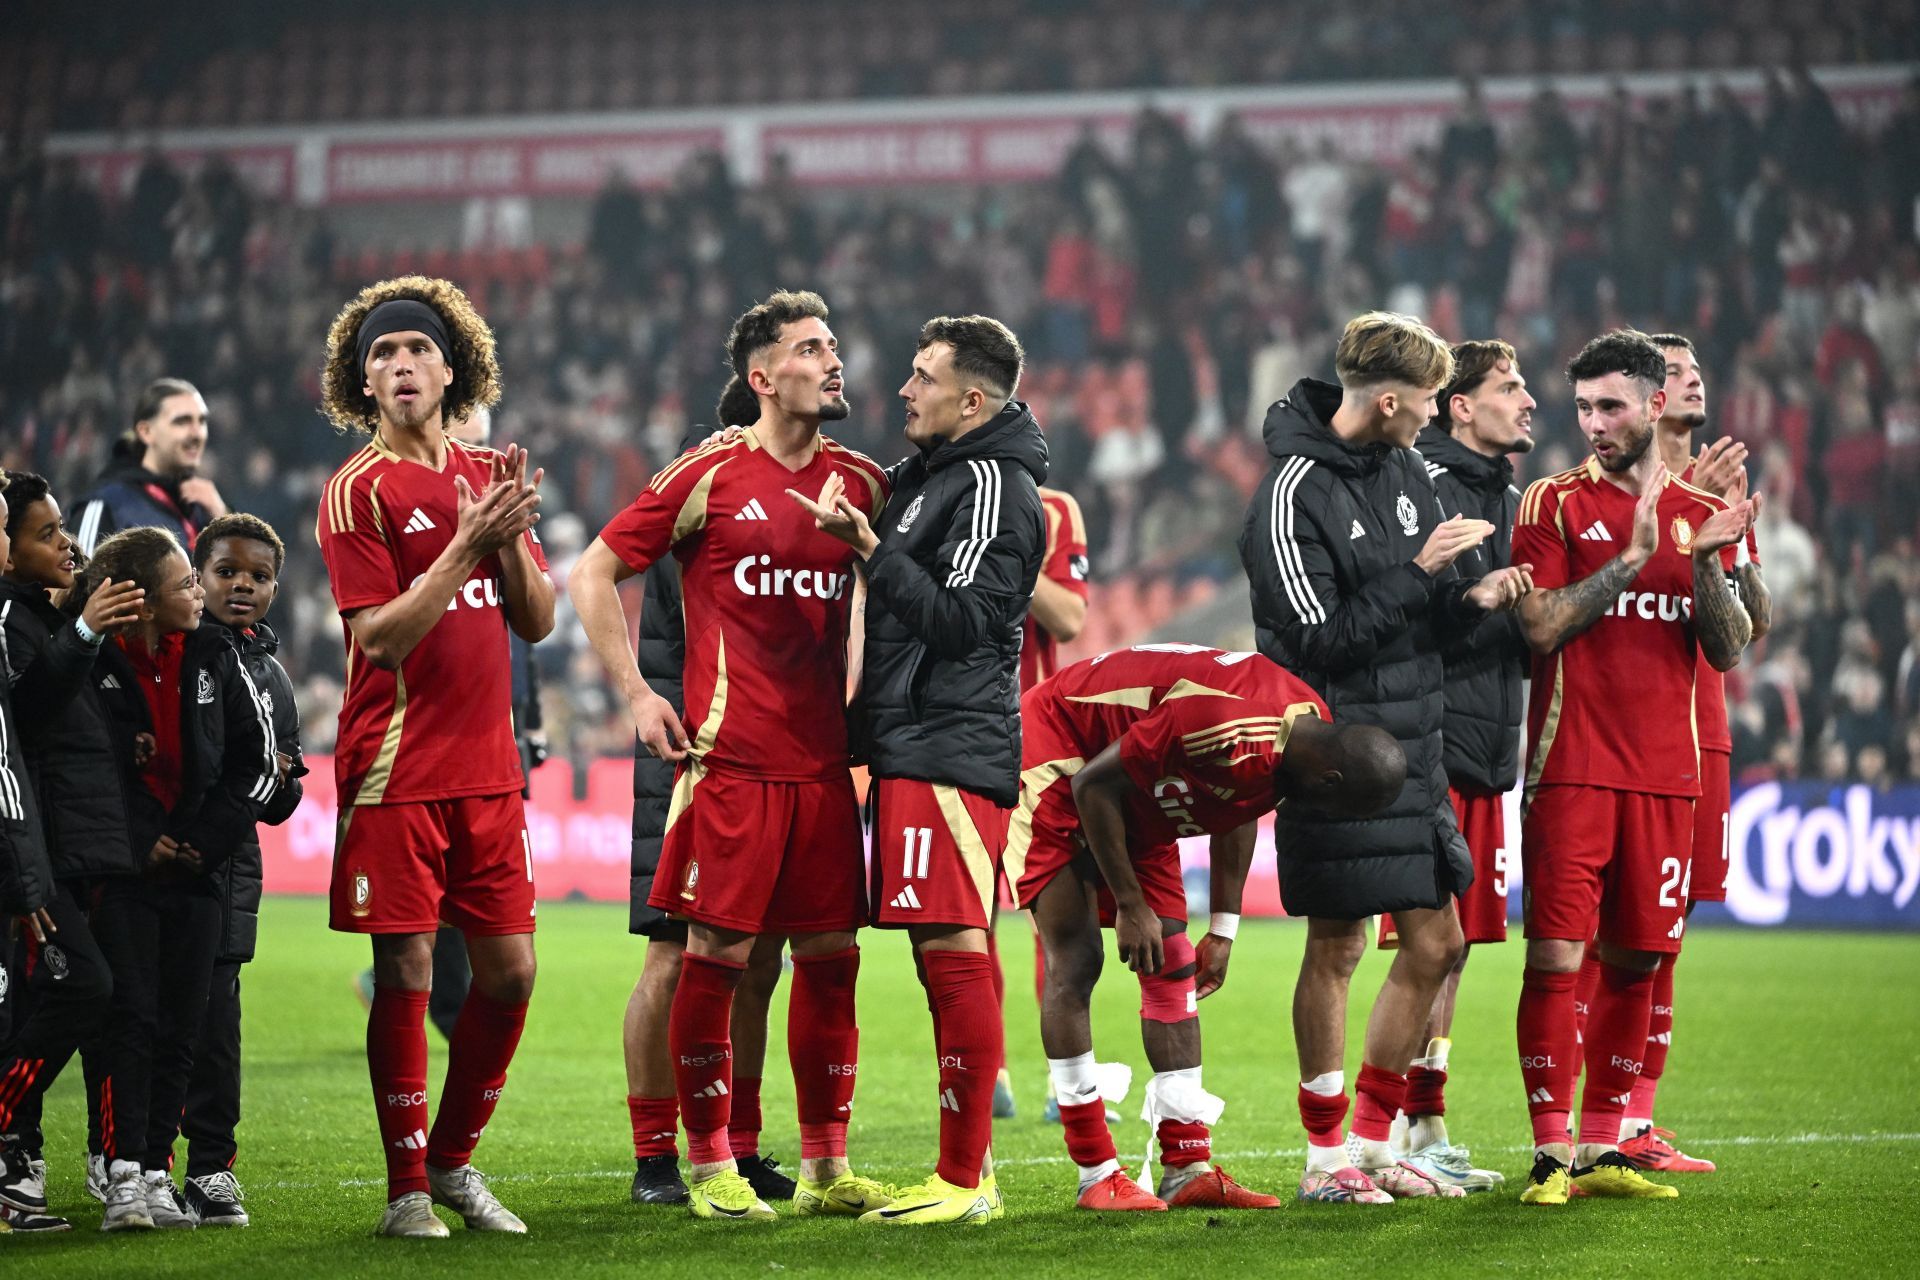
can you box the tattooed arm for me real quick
[1517,476,1660,655]
[1693,551,1753,671]
[1735,562,1772,642]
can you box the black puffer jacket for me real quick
[93,624,276,885]
[862,402,1048,807]
[0,622,53,918]
[1417,428,1528,794]
[1238,379,1481,917]
[0,580,137,881]
[213,621,305,963]
[628,552,685,933]
[74,439,215,555]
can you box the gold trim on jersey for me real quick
[1183,701,1322,761]
[1162,679,1243,702]
[689,628,728,759]
[352,670,408,806]
[366,431,403,463]
[1522,655,1566,807]
[324,447,381,535]
[1180,714,1289,753]
[368,475,389,539]
[824,439,886,515]
[1065,686,1156,710]
[649,438,735,495]
[673,465,721,544]
[933,783,998,919]
[664,758,706,835]
[1004,755,1086,892]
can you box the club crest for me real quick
[1670,515,1694,553]
[895,493,926,534]
[1396,491,1420,536]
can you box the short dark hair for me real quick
[715,374,758,427]
[1439,340,1518,431]
[1334,724,1408,816]
[917,315,1025,401]
[1565,329,1666,397]
[1646,332,1698,358]
[195,512,287,575]
[725,290,830,382]
[1,471,50,538]
[134,377,201,428]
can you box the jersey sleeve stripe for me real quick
[648,439,733,495]
[947,460,1002,588]
[1269,457,1326,624]
[325,449,381,534]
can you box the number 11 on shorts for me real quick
[902,826,932,880]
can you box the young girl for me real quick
[82,527,274,1231]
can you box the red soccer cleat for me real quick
[1076,1169,1169,1211]
[1165,1166,1282,1209]
[1618,1126,1717,1173]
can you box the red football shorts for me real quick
[329,792,535,936]
[1521,783,1693,954]
[648,763,864,934]
[1688,749,1732,903]
[1380,785,1509,948]
[1006,751,1188,925]
[870,777,1009,929]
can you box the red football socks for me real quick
[1296,1085,1349,1147]
[1059,1099,1119,1168]
[671,952,745,1167]
[1578,961,1656,1147]
[1630,957,1676,1118]
[628,1094,679,1160]
[425,988,528,1171]
[790,946,859,1162]
[921,949,1000,1188]
[1517,966,1578,1149]
[1573,949,1602,1044]
[367,986,431,1199]
[1157,1119,1210,1169]
[1405,1064,1448,1117]
[985,932,1007,1071]
[729,1076,764,1159]
[1352,1062,1408,1143]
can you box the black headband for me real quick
[355,299,452,374]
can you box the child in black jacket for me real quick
[84,527,274,1231]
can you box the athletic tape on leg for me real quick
[1139,933,1197,1024]
[1137,1068,1224,1190]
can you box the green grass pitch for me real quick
[14,897,1920,1276]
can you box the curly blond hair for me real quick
[320,276,502,435]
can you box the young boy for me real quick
[178,514,305,1226]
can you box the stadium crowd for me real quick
[1,68,1918,781]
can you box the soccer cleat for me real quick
[376,1190,450,1238]
[100,1167,155,1232]
[981,1172,1005,1219]
[185,1171,250,1227]
[1401,1139,1506,1191]
[1572,1151,1679,1199]
[631,1154,691,1205]
[687,1169,778,1221]
[858,1174,994,1225]
[1364,1161,1467,1199]
[426,1163,528,1232]
[1296,1167,1392,1205]
[143,1170,197,1228]
[993,1069,1017,1119]
[0,1204,70,1232]
[1619,1126,1717,1173]
[1077,1168,1168,1211]
[1520,1153,1572,1206]
[85,1153,108,1204]
[1164,1166,1282,1209]
[737,1153,797,1202]
[791,1171,896,1216]
[0,1145,47,1213]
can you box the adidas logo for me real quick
[98,674,120,689]
[1669,919,1686,939]
[890,885,923,911]
[733,499,771,521]
[1650,1031,1672,1046]
[403,507,437,534]
[1578,520,1614,542]
[939,1087,959,1113]
[694,1081,729,1099]
[1528,1088,1554,1105]
[391,1128,427,1151]
[1349,519,1366,540]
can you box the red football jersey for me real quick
[1039,644,1328,843]
[598,432,889,781]
[317,437,550,806]
[1513,461,1734,798]
[1680,459,1762,755]
[1020,487,1091,691]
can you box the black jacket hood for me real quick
[1262,378,1396,478]
[919,400,1050,486]
[1417,427,1515,491]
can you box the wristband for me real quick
[1733,538,1752,567]
[1208,912,1240,941]
[74,616,104,646]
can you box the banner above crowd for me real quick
[47,65,1910,205]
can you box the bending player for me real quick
[316,278,554,1238]
[1011,643,1406,1212]
[572,291,892,1222]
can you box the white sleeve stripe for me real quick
[231,659,279,806]
[0,706,22,821]
[1269,457,1325,625]
[946,460,1003,588]
[76,500,105,556]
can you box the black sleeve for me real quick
[74,490,120,557]
[864,463,1043,662]
[0,700,52,916]
[261,659,305,828]
[1,603,99,722]
[1241,466,1434,674]
[170,650,275,865]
